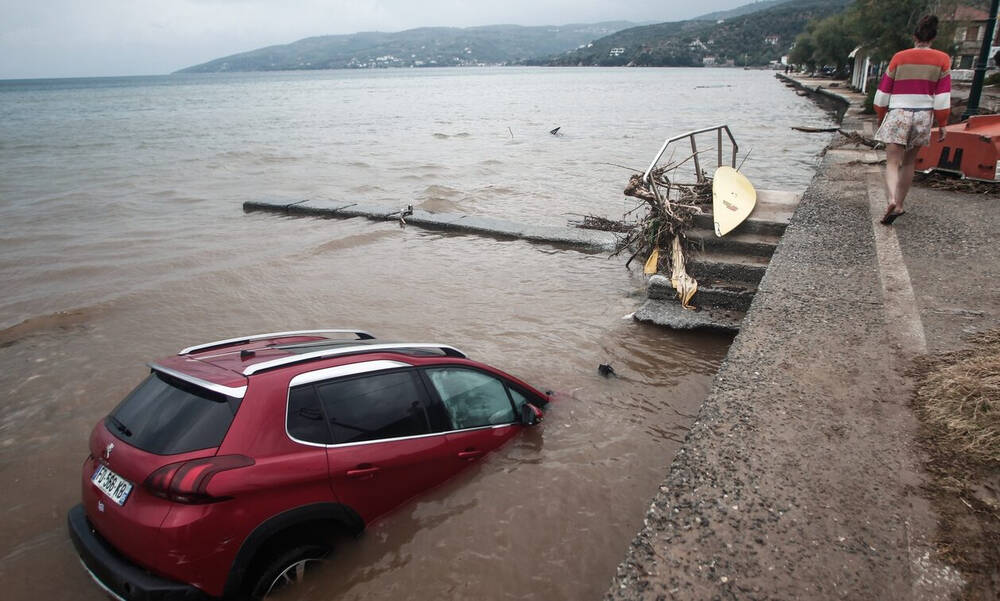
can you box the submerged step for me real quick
[648,274,755,312]
[633,298,744,333]
[244,199,618,251]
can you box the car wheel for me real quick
[248,543,329,600]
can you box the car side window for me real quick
[507,387,531,414]
[316,371,431,444]
[287,385,332,444]
[424,368,516,430]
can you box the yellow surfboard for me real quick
[712,166,756,237]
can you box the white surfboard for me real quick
[712,166,756,237]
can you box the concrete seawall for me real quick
[605,80,990,600]
[776,73,852,119]
[244,199,618,251]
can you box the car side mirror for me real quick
[520,403,543,426]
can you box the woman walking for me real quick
[873,15,952,225]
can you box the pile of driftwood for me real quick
[915,172,1000,194]
[571,153,714,311]
[616,163,710,271]
[791,125,882,149]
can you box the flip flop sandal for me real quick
[880,210,906,225]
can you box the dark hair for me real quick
[914,15,938,42]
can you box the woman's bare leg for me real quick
[883,143,905,218]
[893,145,922,212]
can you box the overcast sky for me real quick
[0,0,755,79]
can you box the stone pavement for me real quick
[606,78,998,600]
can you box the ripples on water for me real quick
[0,67,832,601]
[0,67,835,330]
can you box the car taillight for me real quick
[144,455,254,504]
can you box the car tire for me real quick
[247,543,329,600]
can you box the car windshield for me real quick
[106,371,240,455]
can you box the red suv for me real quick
[67,330,548,600]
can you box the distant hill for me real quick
[176,22,636,73]
[693,0,787,22]
[543,0,851,67]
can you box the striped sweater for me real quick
[873,47,951,127]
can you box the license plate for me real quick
[91,464,133,506]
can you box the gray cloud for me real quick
[0,0,752,78]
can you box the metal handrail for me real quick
[642,125,739,184]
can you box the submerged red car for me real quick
[67,330,548,600]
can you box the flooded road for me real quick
[0,67,830,600]
[0,221,729,600]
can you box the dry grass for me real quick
[913,173,1000,196]
[914,330,1000,467]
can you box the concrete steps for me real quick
[638,188,801,331]
[686,250,770,286]
[687,229,781,258]
[690,189,798,237]
[648,275,756,312]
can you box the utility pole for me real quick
[962,0,999,120]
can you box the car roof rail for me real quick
[179,329,376,355]
[241,343,467,376]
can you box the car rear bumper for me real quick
[67,504,207,601]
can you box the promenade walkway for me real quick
[607,77,999,600]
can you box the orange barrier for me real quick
[915,114,1000,182]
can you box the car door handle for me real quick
[346,466,380,479]
[457,450,484,460]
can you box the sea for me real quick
[0,66,836,601]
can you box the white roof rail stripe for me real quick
[149,363,248,399]
[242,343,466,376]
[179,329,375,355]
[289,360,411,387]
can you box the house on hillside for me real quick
[764,35,780,46]
[946,5,1000,77]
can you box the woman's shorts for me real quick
[874,109,933,148]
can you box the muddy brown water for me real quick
[0,223,729,600]
[0,67,835,599]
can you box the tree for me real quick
[789,29,819,70]
[848,0,942,60]
[790,0,966,75]
[811,13,861,71]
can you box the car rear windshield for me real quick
[106,371,241,455]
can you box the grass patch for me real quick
[913,331,1000,601]
[915,331,1000,466]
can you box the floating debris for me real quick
[793,126,881,149]
[390,204,413,227]
[791,126,840,133]
[567,214,636,233]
